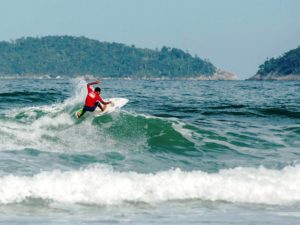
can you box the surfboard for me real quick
[93,98,128,117]
[75,98,128,118]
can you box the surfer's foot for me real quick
[76,109,83,118]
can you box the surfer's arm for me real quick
[87,80,100,92]
[88,80,100,86]
[98,96,111,105]
[87,80,100,89]
[102,100,112,105]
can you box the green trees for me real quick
[0,36,216,77]
[257,46,300,76]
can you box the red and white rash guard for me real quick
[84,84,105,107]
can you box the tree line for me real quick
[256,46,300,76]
[0,36,216,77]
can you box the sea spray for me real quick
[0,165,299,205]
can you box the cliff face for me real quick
[249,46,300,80]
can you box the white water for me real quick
[0,79,134,152]
[0,165,299,206]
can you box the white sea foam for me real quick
[0,112,74,147]
[2,94,107,150]
[7,78,87,118]
[0,78,129,152]
[0,111,116,152]
[0,165,299,205]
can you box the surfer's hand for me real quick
[88,80,100,85]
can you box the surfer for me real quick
[76,80,111,118]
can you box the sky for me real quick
[0,0,299,79]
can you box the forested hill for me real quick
[249,46,300,80]
[0,36,217,78]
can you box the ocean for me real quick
[0,78,299,224]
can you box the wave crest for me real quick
[0,165,299,205]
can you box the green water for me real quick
[0,79,299,224]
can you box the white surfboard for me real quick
[93,98,128,117]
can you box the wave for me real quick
[201,110,262,117]
[0,84,196,155]
[0,91,46,97]
[0,93,296,172]
[200,106,300,119]
[1,78,298,171]
[207,104,246,110]
[257,107,300,119]
[0,91,65,106]
[0,165,299,205]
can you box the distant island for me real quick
[0,36,235,80]
[249,46,300,80]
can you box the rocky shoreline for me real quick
[249,73,300,80]
[0,70,238,81]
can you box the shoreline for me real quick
[248,74,300,81]
[1,76,300,81]
[0,71,239,81]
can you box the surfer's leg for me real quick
[95,102,104,111]
[77,108,86,118]
[80,109,86,117]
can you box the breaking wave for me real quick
[0,165,299,206]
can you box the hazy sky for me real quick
[0,0,299,79]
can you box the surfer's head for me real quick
[95,87,101,93]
